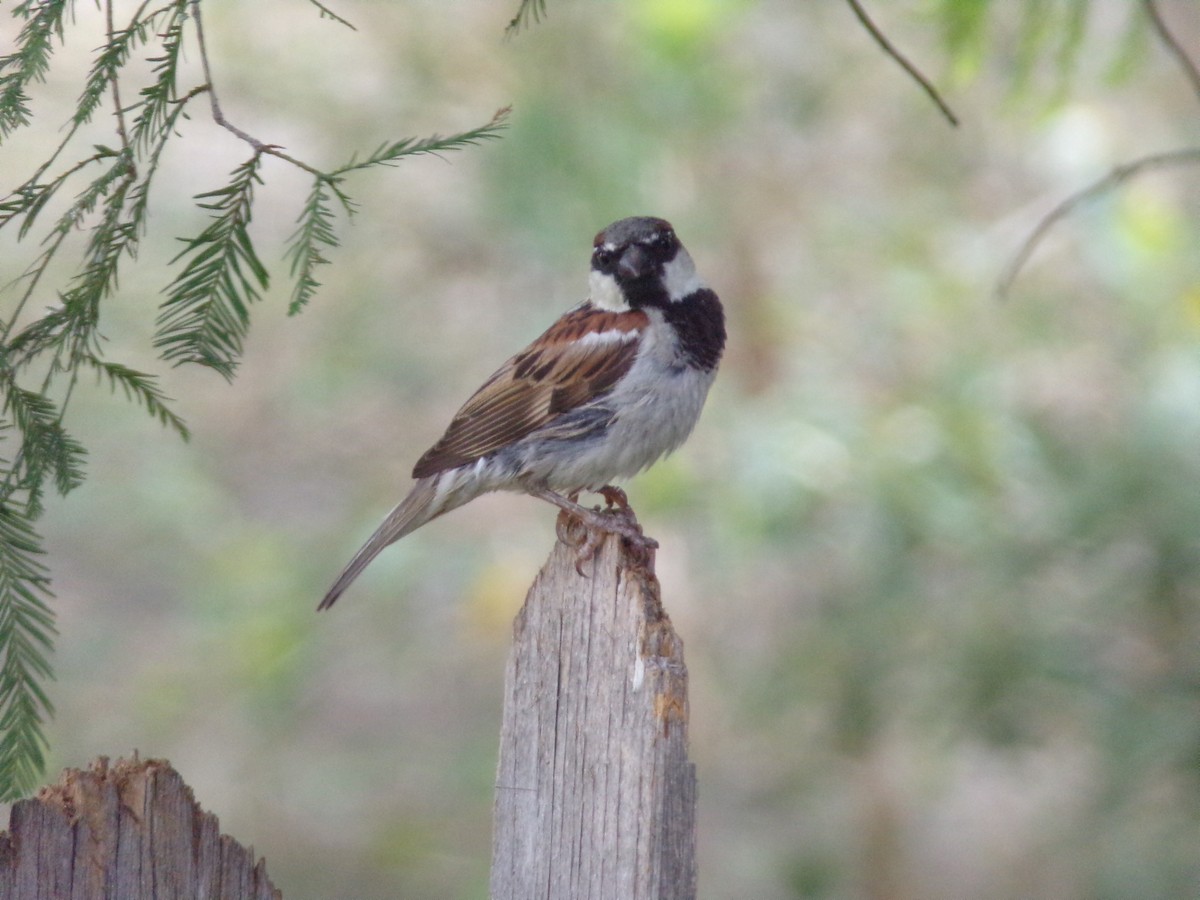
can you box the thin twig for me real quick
[1143,0,1200,107]
[189,0,324,177]
[844,0,959,127]
[104,0,134,161]
[306,0,356,31]
[0,233,72,344]
[996,148,1200,299]
[505,0,547,36]
[999,2,1200,299]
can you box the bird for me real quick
[319,216,726,609]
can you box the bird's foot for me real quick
[532,486,657,575]
[554,510,609,574]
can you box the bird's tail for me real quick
[319,476,447,610]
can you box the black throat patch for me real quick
[619,274,670,310]
[662,288,725,372]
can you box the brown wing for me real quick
[412,305,649,478]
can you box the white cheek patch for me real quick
[662,249,706,302]
[589,270,629,311]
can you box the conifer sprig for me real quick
[0,0,506,800]
[0,498,56,797]
[156,154,269,379]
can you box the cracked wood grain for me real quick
[0,756,280,900]
[490,532,697,900]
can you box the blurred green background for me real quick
[3,1,1200,897]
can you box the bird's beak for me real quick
[617,244,651,280]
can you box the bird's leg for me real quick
[526,484,658,574]
[529,485,655,545]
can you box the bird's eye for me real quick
[593,247,617,271]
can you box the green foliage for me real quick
[286,177,341,316]
[82,357,190,439]
[157,155,270,379]
[333,121,512,177]
[132,6,189,151]
[0,0,71,139]
[3,386,87,507]
[285,111,510,316]
[0,0,506,799]
[0,498,55,796]
[930,0,1149,98]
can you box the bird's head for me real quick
[589,216,705,311]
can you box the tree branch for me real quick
[190,0,324,177]
[1143,0,1200,107]
[844,0,958,127]
[996,148,1200,299]
[104,0,133,160]
[306,0,356,31]
[999,3,1200,299]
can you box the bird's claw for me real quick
[596,484,630,511]
[555,500,657,576]
[573,525,606,576]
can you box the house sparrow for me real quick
[319,216,725,609]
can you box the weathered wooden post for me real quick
[2,533,697,899]
[489,530,697,899]
[0,756,280,899]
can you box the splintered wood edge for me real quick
[0,754,282,900]
[34,755,166,821]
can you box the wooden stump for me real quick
[489,532,697,900]
[0,756,280,900]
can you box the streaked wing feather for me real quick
[412,305,647,478]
